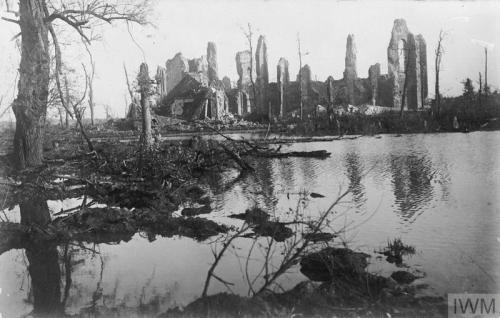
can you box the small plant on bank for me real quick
[378,237,416,266]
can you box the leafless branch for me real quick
[43,0,151,44]
[4,0,18,16]
[44,5,74,119]
[1,16,19,24]
[201,223,250,298]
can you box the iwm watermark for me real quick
[449,294,500,318]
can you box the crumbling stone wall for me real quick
[277,58,289,117]
[188,56,208,75]
[344,34,357,105]
[166,53,189,94]
[154,18,427,120]
[416,34,428,107]
[207,42,218,83]
[299,65,312,108]
[255,35,269,115]
[368,64,380,105]
[326,76,335,105]
[233,51,254,115]
[386,19,427,110]
[222,76,232,92]
[155,66,168,99]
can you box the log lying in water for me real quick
[256,150,331,159]
[259,135,359,144]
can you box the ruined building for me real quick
[225,19,427,119]
[155,42,230,120]
[322,20,427,111]
[149,18,427,121]
[387,19,428,110]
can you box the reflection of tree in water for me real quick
[344,152,365,209]
[17,196,165,316]
[202,159,280,214]
[390,154,434,222]
[25,241,63,317]
[299,158,318,191]
[245,159,278,213]
[20,197,63,317]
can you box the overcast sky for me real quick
[1,0,499,120]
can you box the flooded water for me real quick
[1,131,500,317]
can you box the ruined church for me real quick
[152,18,427,120]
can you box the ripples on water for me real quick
[1,131,499,316]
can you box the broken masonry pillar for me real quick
[410,33,422,110]
[343,34,357,105]
[299,64,312,108]
[222,76,232,92]
[236,50,254,110]
[326,76,335,105]
[137,63,153,149]
[344,34,357,80]
[368,63,380,105]
[155,66,168,99]
[277,57,290,118]
[188,56,208,75]
[207,42,218,83]
[255,35,269,115]
[166,53,189,95]
[236,50,252,89]
[387,18,422,110]
[416,34,428,108]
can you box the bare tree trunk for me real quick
[243,23,257,112]
[85,45,96,126]
[65,75,94,151]
[88,80,95,126]
[58,108,64,127]
[12,0,50,169]
[484,47,488,100]
[434,30,445,118]
[298,33,303,120]
[138,63,152,150]
[479,72,482,108]
[435,72,440,116]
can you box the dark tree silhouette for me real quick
[2,0,150,169]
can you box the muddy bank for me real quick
[162,244,447,318]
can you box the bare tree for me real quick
[103,104,113,120]
[137,62,152,151]
[478,72,482,108]
[297,33,305,120]
[65,66,94,151]
[84,44,96,126]
[241,23,257,111]
[1,0,150,169]
[484,47,489,98]
[434,30,445,117]
[202,189,351,298]
[124,63,139,120]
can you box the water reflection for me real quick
[389,154,434,222]
[2,132,498,317]
[20,196,51,226]
[25,241,63,317]
[20,197,63,317]
[344,152,366,209]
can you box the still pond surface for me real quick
[1,131,499,316]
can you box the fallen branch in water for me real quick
[219,143,254,171]
[254,150,331,159]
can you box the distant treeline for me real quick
[285,84,500,135]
